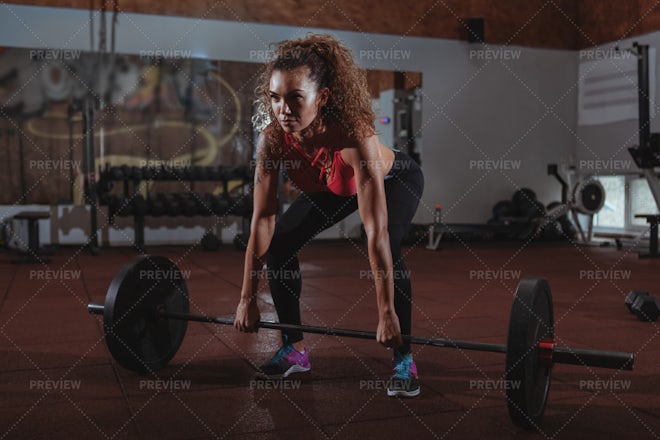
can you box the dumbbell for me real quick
[107,195,121,218]
[162,193,181,216]
[235,196,253,218]
[116,197,134,217]
[130,166,143,181]
[119,165,131,181]
[211,195,228,215]
[626,291,660,322]
[195,167,210,180]
[221,167,234,181]
[141,166,155,181]
[201,232,220,251]
[156,166,166,180]
[183,166,194,180]
[160,165,175,180]
[133,194,148,217]
[145,166,157,180]
[235,165,253,181]
[153,166,163,180]
[625,290,648,313]
[206,166,220,181]
[148,195,165,217]
[178,193,198,216]
[97,173,114,195]
[175,166,187,180]
[223,195,239,216]
[633,296,660,322]
[110,166,125,181]
[196,193,215,216]
[165,166,178,180]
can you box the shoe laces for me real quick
[393,352,413,379]
[271,344,294,363]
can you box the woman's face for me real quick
[269,66,328,134]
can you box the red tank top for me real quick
[281,132,357,196]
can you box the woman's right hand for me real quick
[234,297,261,332]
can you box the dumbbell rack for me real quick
[97,165,254,250]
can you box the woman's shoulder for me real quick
[257,124,287,158]
[329,123,378,150]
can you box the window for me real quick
[630,177,659,226]
[593,175,660,230]
[594,176,625,229]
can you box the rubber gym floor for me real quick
[1,240,658,439]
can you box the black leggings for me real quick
[266,151,424,356]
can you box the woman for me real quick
[234,33,424,397]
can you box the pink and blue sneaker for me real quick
[257,344,311,378]
[387,351,420,397]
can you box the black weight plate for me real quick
[201,232,220,251]
[573,179,605,215]
[512,188,537,214]
[103,255,189,373]
[505,278,554,430]
[522,199,546,219]
[546,201,568,221]
[492,200,515,221]
[580,182,604,212]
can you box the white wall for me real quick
[419,45,577,222]
[0,5,579,244]
[575,34,660,173]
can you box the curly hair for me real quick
[252,33,375,154]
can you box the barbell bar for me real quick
[86,303,632,371]
[86,255,635,431]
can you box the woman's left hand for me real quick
[376,310,403,348]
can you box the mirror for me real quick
[0,47,421,206]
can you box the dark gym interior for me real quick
[1,1,660,439]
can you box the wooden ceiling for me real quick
[6,0,660,49]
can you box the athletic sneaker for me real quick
[387,351,420,397]
[256,344,311,379]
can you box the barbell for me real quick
[87,255,634,431]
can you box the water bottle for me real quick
[427,204,443,250]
